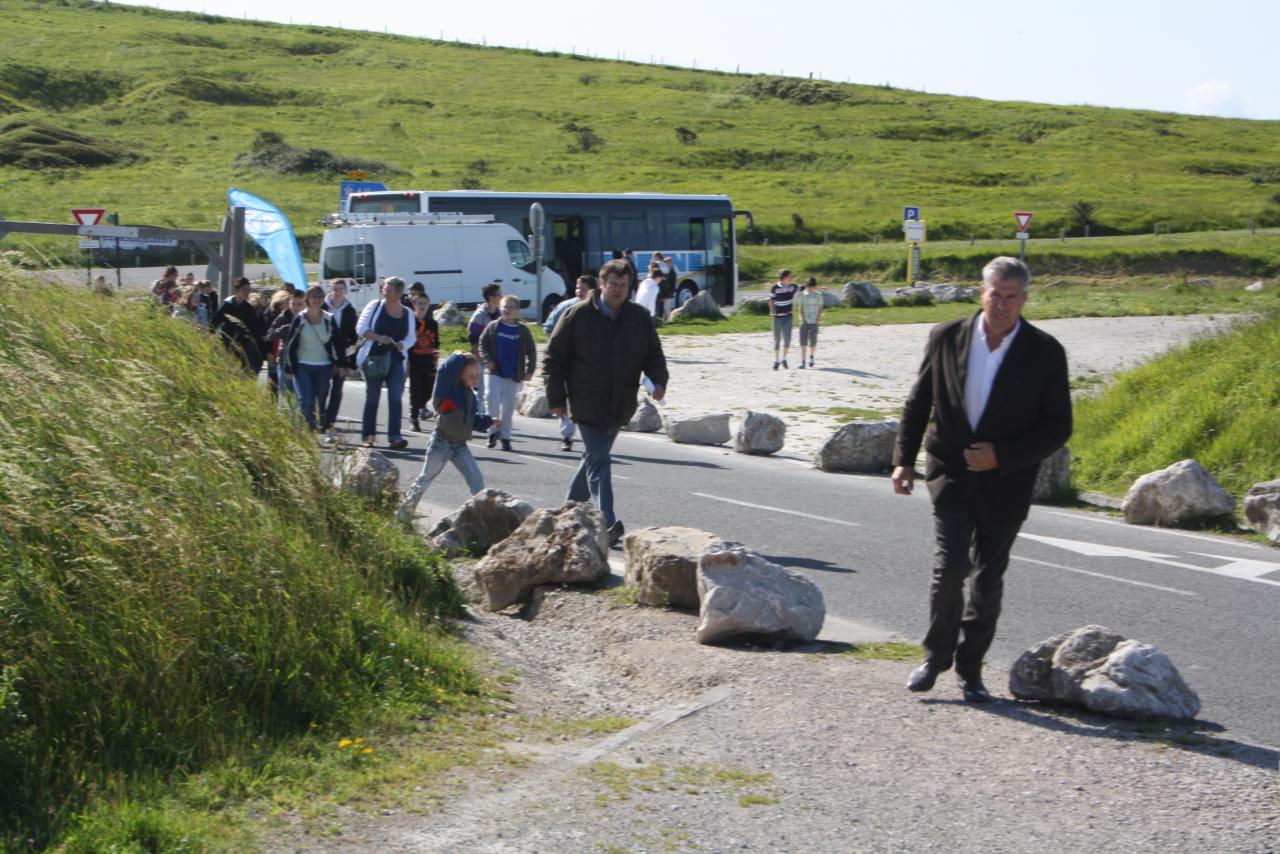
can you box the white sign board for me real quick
[79,240,100,249]
[904,220,926,242]
[1015,231,1030,240]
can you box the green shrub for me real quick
[0,276,475,847]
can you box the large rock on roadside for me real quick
[429,489,534,558]
[433,301,466,326]
[1009,625,1201,722]
[734,411,786,456]
[622,397,663,432]
[516,385,552,418]
[667,412,731,445]
[1121,459,1234,525]
[813,420,898,473]
[738,296,772,315]
[670,289,724,321]
[843,280,885,308]
[330,448,398,500]
[819,289,841,308]
[1245,281,1266,292]
[696,544,825,645]
[889,285,933,306]
[1032,446,1071,501]
[1243,479,1280,542]
[921,282,976,303]
[473,501,610,610]
[624,527,722,609]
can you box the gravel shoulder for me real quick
[272,575,1278,853]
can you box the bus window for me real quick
[665,214,706,251]
[609,214,646,252]
[507,240,535,274]
[348,192,420,214]
[322,244,376,284]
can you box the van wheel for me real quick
[540,294,562,322]
[675,283,698,308]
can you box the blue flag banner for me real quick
[227,188,309,289]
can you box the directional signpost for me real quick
[71,208,106,226]
[72,208,108,285]
[1013,210,1034,261]
[903,205,925,283]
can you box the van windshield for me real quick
[507,239,535,274]
[322,244,376,284]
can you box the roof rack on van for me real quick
[321,211,496,227]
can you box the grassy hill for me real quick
[3,0,1280,267]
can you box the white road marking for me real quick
[1019,532,1280,589]
[691,492,860,527]
[1012,556,1198,596]
[1039,508,1270,550]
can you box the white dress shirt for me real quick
[964,314,1020,431]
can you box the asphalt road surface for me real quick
[328,380,1280,749]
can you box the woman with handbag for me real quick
[321,279,359,432]
[355,276,416,449]
[283,285,346,431]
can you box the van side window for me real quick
[322,244,377,284]
[507,240,535,274]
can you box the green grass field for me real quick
[0,272,479,850]
[3,0,1280,269]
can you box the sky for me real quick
[136,0,1280,120]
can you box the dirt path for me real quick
[656,314,1243,460]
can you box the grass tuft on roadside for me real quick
[0,273,478,850]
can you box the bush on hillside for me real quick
[236,130,395,176]
[0,62,128,110]
[0,118,137,169]
[739,76,850,106]
[168,73,296,106]
[0,277,475,847]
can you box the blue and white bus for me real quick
[341,190,752,308]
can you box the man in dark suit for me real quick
[891,256,1072,703]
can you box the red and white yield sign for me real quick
[71,208,105,226]
[1013,211,1034,232]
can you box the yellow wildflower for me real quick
[338,738,353,749]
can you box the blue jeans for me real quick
[485,374,520,440]
[396,433,485,522]
[291,363,331,431]
[568,423,620,526]
[321,370,345,430]
[362,357,406,441]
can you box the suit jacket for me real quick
[893,312,1072,524]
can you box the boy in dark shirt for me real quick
[770,269,799,369]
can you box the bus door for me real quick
[552,216,585,285]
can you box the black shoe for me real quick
[387,438,409,450]
[958,676,992,704]
[607,520,625,548]
[411,419,421,432]
[487,433,498,449]
[906,662,942,693]
[560,438,573,452]
[781,358,789,369]
[501,439,513,452]
[772,360,779,370]
[798,361,806,369]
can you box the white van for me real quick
[318,212,569,318]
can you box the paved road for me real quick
[328,381,1280,748]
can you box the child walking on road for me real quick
[478,295,536,451]
[797,276,824,368]
[396,351,498,524]
[770,269,799,369]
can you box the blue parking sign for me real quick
[903,206,921,222]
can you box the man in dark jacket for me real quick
[544,259,669,546]
[892,256,1072,703]
[212,277,265,375]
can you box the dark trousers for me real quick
[321,371,345,430]
[923,508,1023,680]
[407,352,438,420]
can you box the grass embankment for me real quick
[0,274,479,850]
[4,0,1280,266]
[1070,311,1280,501]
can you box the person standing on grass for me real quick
[770,269,799,370]
[892,256,1071,704]
[479,295,536,451]
[544,259,668,547]
[321,279,359,432]
[408,293,440,433]
[283,285,345,432]
[356,275,416,449]
[542,274,595,453]
[396,351,498,524]
[468,282,503,412]
[797,277,824,369]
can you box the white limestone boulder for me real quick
[813,420,898,473]
[1121,459,1234,525]
[516,385,552,418]
[734,410,786,456]
[1032,446,1072,502]
[623,526,723,609]
[842,280,885,308]
[622,398,663,432]
[696,544,825,645]
[1243,479,1280,542]
[667,412,732,445]
[473,501,609,611]
[429,488,534,558]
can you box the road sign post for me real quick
[903,219,926,283]
[1013,211,1034,262]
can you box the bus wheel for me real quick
[540,293,562,322]
[675,283,698,308]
